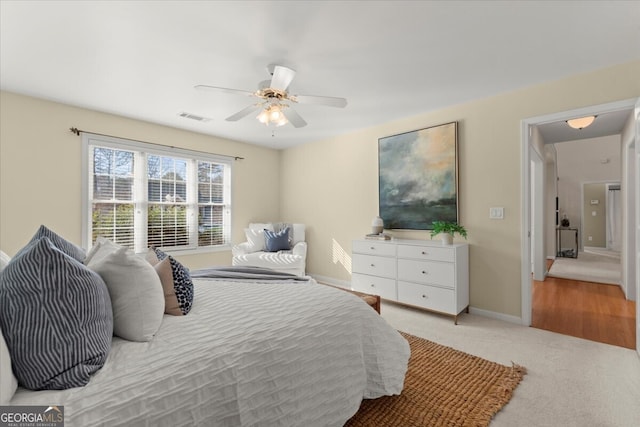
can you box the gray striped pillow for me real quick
[19,225,86,263]
[0,237,113,390]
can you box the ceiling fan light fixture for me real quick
[257,110,269,124]
[566,115,596,130]
[257,104,289,127]
[269,108,282,121]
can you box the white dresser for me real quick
[351,239,469,324]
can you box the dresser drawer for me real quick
[351,273,397,300]
[397,244,454,262]
[352,240,396,257]
[398,281,455,314]
[397,259,455,288]
[352,254,397,278]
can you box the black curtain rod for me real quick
[69,127,244,160]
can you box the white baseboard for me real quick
[468,306,523,324]
[310,274,351,289]
[311,274,524,325]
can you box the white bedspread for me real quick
[10,278,409,427]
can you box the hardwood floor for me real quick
[532,263,636,349]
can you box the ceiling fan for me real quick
[195,64,347,128]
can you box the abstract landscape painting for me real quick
[378,122,458,230]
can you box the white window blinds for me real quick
[82,133,231,253]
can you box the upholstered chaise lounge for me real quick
[232,223,307,276]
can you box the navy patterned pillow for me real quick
[0,237,112,390]
[152,248,194,315]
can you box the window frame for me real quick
[81,133,232,254]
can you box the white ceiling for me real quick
[1,1,639,149]
[537,109,633,144]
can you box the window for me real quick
[82,133,231,253]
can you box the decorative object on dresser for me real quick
[378,122,458,230]
[429,221,468,245]
[371,216,384,234]
[351,239,469,324]
[365,233,391,241]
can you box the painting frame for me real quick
[378,121,458,230]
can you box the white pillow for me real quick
[244,228,267,252]
[0,250,10,272]
[249,222,274,232]
[291,224,306,246]
[0,328,18,404]
[0,249,16,402]
[87,246,165,342]
[84,236,121,265]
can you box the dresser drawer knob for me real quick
[421,251,429,255]
[370,246,375,250]
[422,270,428,274]
[370,263,375,267]
[422,294,428,299]
[370,284,375,287]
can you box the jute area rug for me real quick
[345,332,526,427]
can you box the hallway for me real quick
[532,271,636,349]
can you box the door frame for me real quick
[520,98,638,328]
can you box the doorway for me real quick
[520,98,639,353]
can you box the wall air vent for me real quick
[178,112,212,122]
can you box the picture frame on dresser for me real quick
[378,121,458,230]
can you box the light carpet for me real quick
[380,301,640,427]
[548,250,621,285]
[345,332,525,427]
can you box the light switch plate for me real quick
[489,207,504,219]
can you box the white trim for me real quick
[81,136,90,250]
[82,133,233,252]
[310,274,352,289]
[316,272,523,324]
[520,119,532,325]
[468,306,522,324]
[521,98,638,328]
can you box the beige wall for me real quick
[280,61,640,318]
[555,135,622,247]
[582,183,607,247]
[2,61,638,319]
[0,91,281,269]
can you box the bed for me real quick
[7,276,410,426]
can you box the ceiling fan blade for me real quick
[226,104,261,122]
[195,85,255,97]
[282,107,307,128]
[270,66,296,91]
[291,94,347,108]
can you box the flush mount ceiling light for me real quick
[566,115,596,130]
